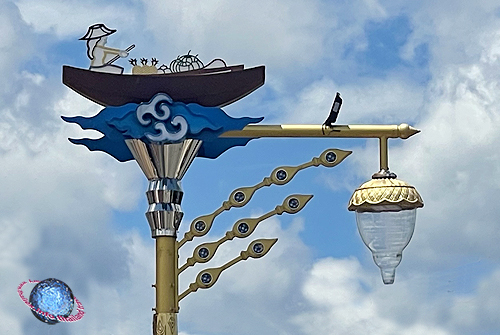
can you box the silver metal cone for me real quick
[125,139,202,238]
[125,139,202,180]
[125,139,158,180]
[146,203,184,237]
[146,179,183,205]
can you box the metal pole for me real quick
[153,236,178,335]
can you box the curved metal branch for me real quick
[179,194,312,273]
[178,148,351,248]
[179,238,277,301]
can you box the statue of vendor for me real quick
[80,24,134,74]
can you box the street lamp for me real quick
[61,34,424,334]
[348,134,424,284]
[224,124,424,285]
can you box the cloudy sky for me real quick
[2,0,500,334]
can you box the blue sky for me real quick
[2,0,500,334]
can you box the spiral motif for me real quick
[136,93,188,142]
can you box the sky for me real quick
[1,0,500,334]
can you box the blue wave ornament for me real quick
[63,93,262,161]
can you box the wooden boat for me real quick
[62,64,265,107]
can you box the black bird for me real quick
[323,92,342,126]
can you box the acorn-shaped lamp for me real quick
[348,173,423,284]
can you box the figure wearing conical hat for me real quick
[80,24,131,74]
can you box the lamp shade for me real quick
[348,178,423,213]
[348,178,423,284]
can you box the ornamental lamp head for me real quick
[348,176,424,284]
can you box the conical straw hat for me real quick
[79,23,116,40]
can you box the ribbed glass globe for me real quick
[356,208,416,284]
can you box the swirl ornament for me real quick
[348,178,424,212]
[136,94,188,142]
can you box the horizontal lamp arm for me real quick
[220,123,419,139]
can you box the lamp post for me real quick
[65,113,423,335]
[62,40,423,334]
[146,123,423,334]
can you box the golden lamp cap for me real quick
[348,178,424,213]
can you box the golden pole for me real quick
[153,236,178,335]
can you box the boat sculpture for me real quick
[63,55,265,108]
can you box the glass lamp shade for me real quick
[355,208,416,284]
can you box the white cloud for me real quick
[386,28,500,268]
[293,257,451,335]
[142,0,326,68]
[15,0,137,39]
[138,0,390,79]
[446,269,500,332]
[280,75,426,125]
[0,2,35,92]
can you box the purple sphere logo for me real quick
[18,279,85,324]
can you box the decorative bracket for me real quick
[178,148,351,247]
[179,194,312,273]
[179,238,277,301]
